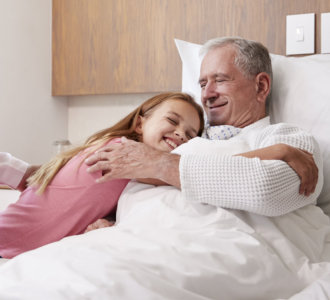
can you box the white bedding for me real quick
[0,181,330,299]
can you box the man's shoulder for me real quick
[255,121,319,154]
[264,121,313,137]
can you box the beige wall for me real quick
[68,93,156,145]
[0,0,68,164]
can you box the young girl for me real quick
[0,92,205,258]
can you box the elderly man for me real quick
[85,37,322,217]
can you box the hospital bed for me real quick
[0,39,329,299]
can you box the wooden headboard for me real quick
[52,0,330,96]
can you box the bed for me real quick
[0,39,330,299]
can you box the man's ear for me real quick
[255,72,271,103]
[134,116,144,135]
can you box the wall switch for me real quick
[321,13,330,54]
[286,13,315,55]
[295,27,304,41]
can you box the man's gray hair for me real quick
[200,37,273,82]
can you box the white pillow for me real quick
[175,38,330,215]
[269,53,330,214]
[174,39,202,105]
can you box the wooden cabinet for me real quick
[52,0,330,96]
[52,0,185,95]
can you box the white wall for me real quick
[0,0,68,164]
[68,93,156,146]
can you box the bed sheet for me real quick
[0,181,329,300]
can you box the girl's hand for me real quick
[84,218,115,233]
[284,146,318,196]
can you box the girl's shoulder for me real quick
[107,137,122,145]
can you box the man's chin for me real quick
[207,115,227,126]
[207,108,228,125]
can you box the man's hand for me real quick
[85,137,181,188]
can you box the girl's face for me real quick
[136,99,201,152]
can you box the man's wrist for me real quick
[157,152,181,188]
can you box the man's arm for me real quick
[85,138,181,187]
[179,124,322,216]
[85,125,321,217]
[236,143,318,196]
[85,138,318,195]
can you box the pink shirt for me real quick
[0,141,129,258]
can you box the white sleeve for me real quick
[179,124,323,217]
[0,152,29,189]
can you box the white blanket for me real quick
[0,181,330,299]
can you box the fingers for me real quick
[298,163,318,197]
[288,148,318,197]
[85,148,119,174]
[84,219,115,233]
[95,172,114,183]
[121,136,128,143]
[84,138,135,167]
[85,147,114,165]
[87,160,112,175]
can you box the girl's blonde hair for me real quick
[28,92,204,194]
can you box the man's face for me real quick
[199,45,264,127]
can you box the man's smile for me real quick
[207,101,228,110]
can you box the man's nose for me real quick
[203,82,217,100]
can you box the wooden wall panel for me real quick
[52,0,330,96]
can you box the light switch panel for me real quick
[321,13,330,54]
[286,13,315,55]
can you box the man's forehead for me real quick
[203,46,236,64]
[200,48,237,79]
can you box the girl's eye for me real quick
[167,117,177,125]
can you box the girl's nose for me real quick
[175,131,186,142]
